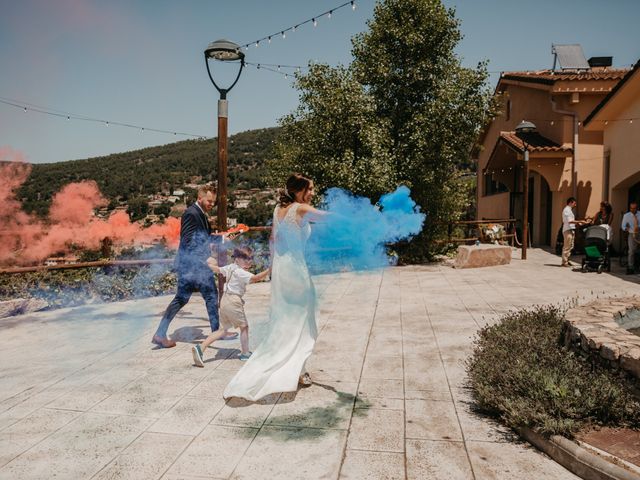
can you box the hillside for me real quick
[18,127,280,216]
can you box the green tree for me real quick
[269,0,497,259]
[352,0,496,257]
[235,197,273,227]
[153,202,171,217]
[126,196,149,222]
[269,64,395,199]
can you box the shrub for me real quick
[0,266,176,309]
[466,305,640,437]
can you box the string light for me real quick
[246,61,305,72]
[0,97,208,138]
[239,1,356,50]
[492,114,640,125]
[245,62,295,79]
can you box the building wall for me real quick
[477,191,510,220]
[551,94,606,220]
[477,79,616,245]
[477,85,565,228]
[602,77,640,246]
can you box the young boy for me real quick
[191,247,270,367]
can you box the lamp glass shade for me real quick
[515,120,537,135]
[205,39,244,61]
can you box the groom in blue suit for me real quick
[152,185,221,348]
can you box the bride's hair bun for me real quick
[278,173,312,206]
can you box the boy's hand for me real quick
[206,257,218,270]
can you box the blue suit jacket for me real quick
[175,203,215,279]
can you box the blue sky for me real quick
[1,0,638,164]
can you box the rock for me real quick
[620,348,640,377]
[454,244,512,269]
[0,298,48,319]
[600,343,620,362]
[587,336,610,350]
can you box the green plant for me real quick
[466,305,640,437]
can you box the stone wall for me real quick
[563,297,640,380]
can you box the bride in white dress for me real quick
[223,174,325,401]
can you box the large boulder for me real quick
[454,244,512,269]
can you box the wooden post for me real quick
[522,150,529,260]
[217,99,228,300]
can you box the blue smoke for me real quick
[306,186,425,274]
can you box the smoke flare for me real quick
[0,147,181,266]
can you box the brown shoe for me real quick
[152,335,176,348]
[298,373,312,387]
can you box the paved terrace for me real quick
[1,249,640,480]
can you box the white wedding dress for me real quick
[223,203,318,401]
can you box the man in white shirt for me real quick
[561,197,586,267]
[621,201,640,274]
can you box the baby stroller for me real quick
[581,225,611,273]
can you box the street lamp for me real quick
[515,120,537,260]
[205,39,244,300]
[204,39,245,232]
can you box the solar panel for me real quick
[552,44,590,70]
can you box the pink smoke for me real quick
[0,147,181,266]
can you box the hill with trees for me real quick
[18,127,280,216]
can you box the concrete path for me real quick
[1,249,639,479]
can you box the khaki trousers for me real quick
[562,230,575,265]
[629,232,638,270]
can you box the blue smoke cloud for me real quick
[306,186,425,274]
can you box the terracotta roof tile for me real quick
[501,69,629,85]
[500,132,572,153]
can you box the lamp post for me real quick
[204,39,245,232]
[204,39,244,299]
[515,120,537,260]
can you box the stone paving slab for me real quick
[1,249,639,479]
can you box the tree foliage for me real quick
[269,0,498,259]
[269,64,395,199]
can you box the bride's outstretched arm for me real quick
[298,203,329,223]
